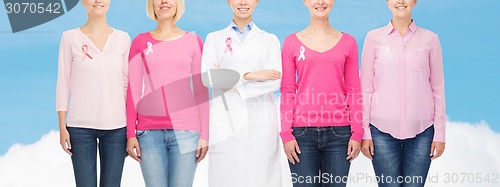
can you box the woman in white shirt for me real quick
[201,0,283,186]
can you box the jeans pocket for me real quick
[292,128,307,137]
[330,127,352,138]
[136,130,149,138]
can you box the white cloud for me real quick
[0,121,499,187]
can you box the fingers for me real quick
[196,144,201,158]
[361,149,372,160]
[127,144,141,162]
[346,143,354,161]
[361,141,374,160]
[347,141,361,162]
[430,145,436,157]
[285,149,300,165]
[370,143,374,156]
[361,146,372,160]
[431,144,445,160]
[284,141,301,165]
[292,144,301,164]
[291,151,300,165]
[257,70,282,81]
[65,140,73,156]
[269,71,282,80]
[196,146,208,163]
[285,151,295,164]
[128,148,141,162]
[352,151,360,162]
[295,144,302,155]
[60,139,72,156]
[432,148,444,160]
[135,146,141,161]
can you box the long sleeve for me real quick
[56,32,72,112]
[429,34,446,143]
[193,35,210,141]
[201,33,218,88]
[279,37,296,143]
[235,36,282,100]
[360,32,376,140]
[344,38,363,142]
[126,36,144,138]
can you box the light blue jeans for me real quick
[136,129,200,187]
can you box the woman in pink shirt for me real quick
[280,0,363,186]
[360,0,446,186]
[125,0,209,186]
[56,0,130,186]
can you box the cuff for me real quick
[126,126,136,139]
[280,130,295,144]
[127,133,136,139]
[200,132,209,141]
[433,129,446,143]
[362,126,372,140]
[350,130,363,142]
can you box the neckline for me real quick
[148,31,188,42]
[293,32,345,54]
[78,27,115,54]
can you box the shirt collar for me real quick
[385,20,418,35]
[230,21,254,33]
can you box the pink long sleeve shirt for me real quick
[56,28,130,130]
[126,32,209,140]
[280,33,363,143]
[361,21,446,142]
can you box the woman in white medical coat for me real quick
[201,0,283,186]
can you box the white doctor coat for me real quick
[201,24,283,187]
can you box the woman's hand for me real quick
[430,141,445,160]
[196,139,209,163]
[361,139,374,160]
[59,128,72,156]
[284,140,301,165]
[244,70,281,81]
[346,140,361,162]
[127,138,141,162]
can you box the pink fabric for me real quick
[361,21,446,142]
[56,28,130,130]
[280,33,363,143]
[126,32,209,140]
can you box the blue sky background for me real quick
[0,0,499,155]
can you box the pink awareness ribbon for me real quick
[224,37,233,55]
[82,44,93,61]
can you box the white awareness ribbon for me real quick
[146,42,153,55]
[298,46,306,61]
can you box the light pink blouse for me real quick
[56,28,130,130]
[361,21,446,142]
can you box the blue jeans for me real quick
[370,124,434,187]
[289,126,352,187]
[137,129,200,187]
[68,127,127,187]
